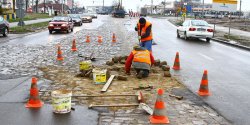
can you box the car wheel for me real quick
[49,30,52,34]
[177,30,180,38]
[184,32,189,40]
[71,27,73,32]
[66,28,70,33]
[206,38,211,42]
[3,27,8,37]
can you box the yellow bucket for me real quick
[93,68,107,84]
[51,90,72,114]
[79,60,92,70]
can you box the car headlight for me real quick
[62,23,67,26]
[49,24,53,26]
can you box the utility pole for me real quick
[43,0,45,13]
[102,0,104,10]
[151,0,153,14]
[239,0,242,19]
[202,0,204,18]
[163,0,166,15]
[61,0,64,15]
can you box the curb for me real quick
[212,38,250,51]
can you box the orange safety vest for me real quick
[137,21,153,42]
[132,50,151,65]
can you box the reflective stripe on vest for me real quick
[132,50,151,65]
[137,21,153,42]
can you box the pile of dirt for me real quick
[39,57,183,111]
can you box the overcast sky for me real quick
[76,0,250,12]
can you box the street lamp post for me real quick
[202,0,204,18]
[239,0,242,19]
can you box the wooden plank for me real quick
[89,104,139,108]
[101,75,115,92]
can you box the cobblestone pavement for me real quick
[0,16,231,125]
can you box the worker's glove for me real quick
[138,36,141,40]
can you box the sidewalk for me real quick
[210,24,250,37]
[9,18,52,28]
[0,77,98,125]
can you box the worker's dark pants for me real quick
[135,69,149,78]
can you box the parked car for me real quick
[68,14,82,26]
[80,14,92,23]
[0,16,9,37]
[89,12,98,18]
[48,16,74,34]
[177,20,213,42]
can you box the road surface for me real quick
[1,16,107,46]
[150,17,250,125]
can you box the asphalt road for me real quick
[0,16,107,46]
[149,17,250,125]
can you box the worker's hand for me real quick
[138,36,141,40]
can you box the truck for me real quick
[140,7,147,17]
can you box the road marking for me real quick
[198,53,214,61]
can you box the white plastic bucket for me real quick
[93,68,107,84]
[51,90,72,114]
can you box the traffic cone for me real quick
[86,35,90,43]
[172,52,180,70]
[71,39,77,51]
[26,77,43,108]
[98,36,102,44]
[57,45,63,61]
[197,70,211,96]
[112,33,116,43]
[149,89,169,124]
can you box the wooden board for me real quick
[101,75,115,92]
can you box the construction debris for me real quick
[106,60,115,66]
[88,104,139,109]
[162,65,170,71]
[133,85,154,90]
[163,71,171,77]
[159,61,167,67]
[154,59,161,66]
[169,94,183,100]
[139,103,153,115]
[101,75,115,92]
[116,75,128,81]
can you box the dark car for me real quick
[112,10,125,18]
[98,10,109,15]
[48,16,74,34]
[68,14,82,26]
[0,16,9,37]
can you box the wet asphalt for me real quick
[148,17,250,125]
[1,15,250,125]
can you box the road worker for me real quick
[125,46,155,79]
[135,17,153,52]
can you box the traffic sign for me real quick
[16,8,25,18]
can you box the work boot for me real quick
[136,70,144,79]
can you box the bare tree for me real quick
[35,0,38,13]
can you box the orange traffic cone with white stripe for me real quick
[98,36,102,44]
[26,77,43,108]
[71,39,77,51]
[149,88,170,124]
[112,33,116,43]
[86,35,90,43]
[197,70,211,96]
[57,45,63,61]
[172,52,180,70]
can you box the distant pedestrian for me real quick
[135,17,153,52]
